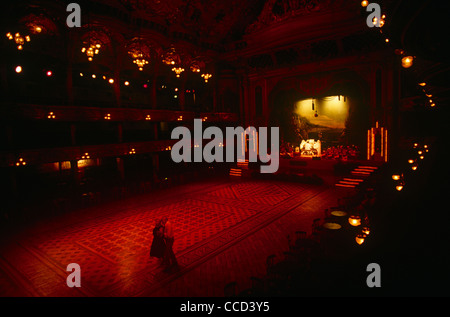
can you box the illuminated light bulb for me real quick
[35,26,42,33]
[362,227,370,236]
[348,215,361,227]
[396,185,403,191]
[80,73,84,77]
[46,70,52,76]
[419,156,424,160]
[124,81,130,86]
[385,38,389,43]
[418,82,426,87]
[361,0,369,7]
[356,234,365,245]
[411,165,418,171]
[15,65,22,73]
[92,74,96,79]
[392,174,401,181]
[418,150,422,155]
[408,159,414,164]
[108,78,114,84]
[17,45,23,50]
[430,103,436,107]
[402,56,414,68]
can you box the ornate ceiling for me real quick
[117,0,267,44]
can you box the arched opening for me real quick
[268,73,370,159]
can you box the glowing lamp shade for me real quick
[402,56,414,68]
[356,234,366,245]
[348,215,361,227]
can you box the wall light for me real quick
[349,215,362,227]
[356,234,366,245]
[402,56,414,68]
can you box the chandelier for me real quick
[201,73,212,83]
[162,46,180,66]
[128,38,150,71]
[6,32,31,50]
[172,67,185,78]
[129,50,149,71]
[81,42,101,62]
[190,61,201,73]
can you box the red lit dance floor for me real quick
[0,179,344,297]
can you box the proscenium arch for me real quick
[268,71,370,148]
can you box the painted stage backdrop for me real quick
[292,96,349,143]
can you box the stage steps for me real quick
[229,160,249,178]
[335,165,378,188]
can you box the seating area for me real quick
[322,145,361,161]
[223,184,378,296]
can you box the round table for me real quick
[323,222,342,230]
[330,210,347,217]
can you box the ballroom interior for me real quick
[1,0,450,298]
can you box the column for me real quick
[66,30,75,106]
[179,75,186,110]
[70,124,76,146]
[118,123,123,143]
[151,62,159,109]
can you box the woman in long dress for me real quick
[150,219,166,259]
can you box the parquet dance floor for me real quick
[0,178,345,297]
